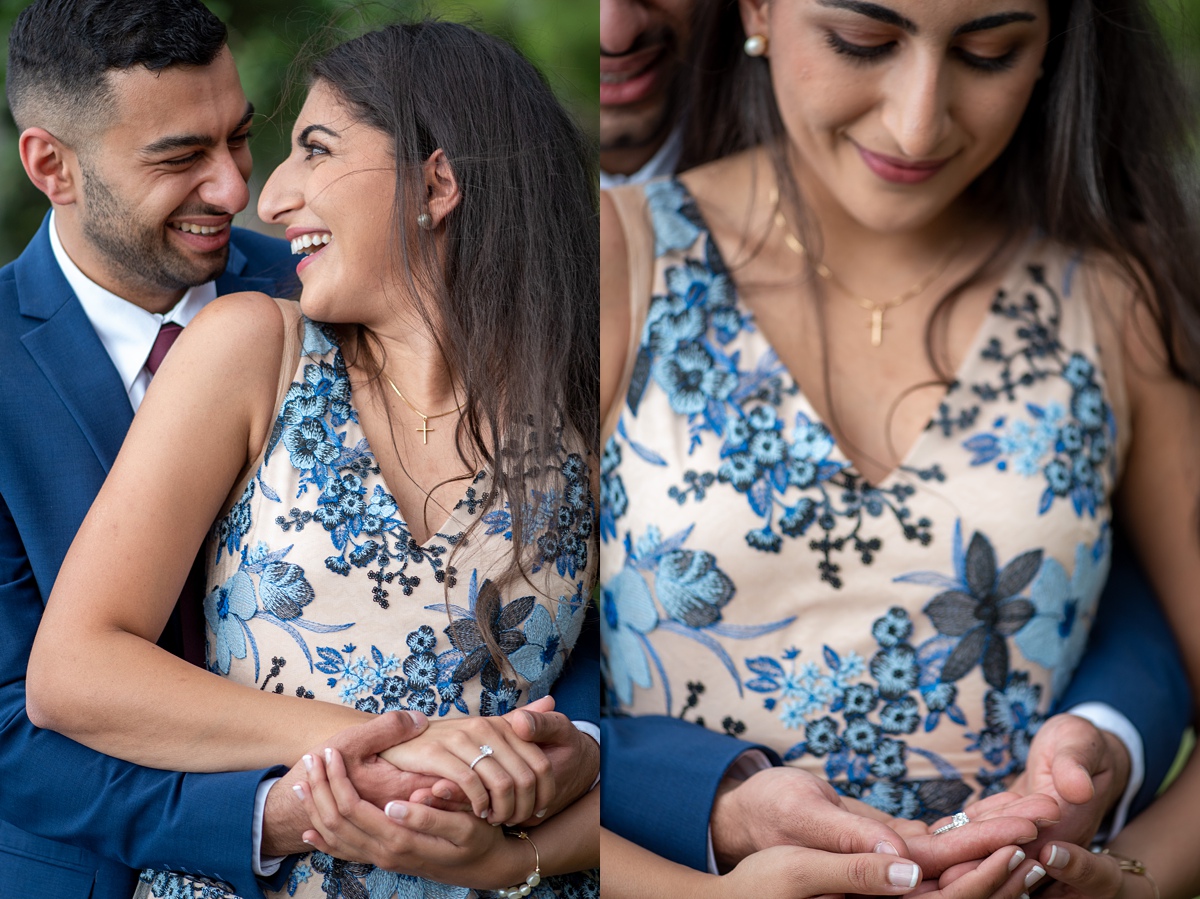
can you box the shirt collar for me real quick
[600,124,684,191]
[48,210,217,393]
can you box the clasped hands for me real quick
[263,696,595,889]
[710,713,1132,898]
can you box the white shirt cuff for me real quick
[573,720,602,790]
[706,749,773,874]
[1064,703,1144,839]
[253,777,285,877]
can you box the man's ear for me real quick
[19,127,80,205]
[421,148,461,227]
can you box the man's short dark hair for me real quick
[6,0,228,142]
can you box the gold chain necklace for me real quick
[770,189,963,347]
[382,373,463,445]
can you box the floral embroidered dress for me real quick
[600,179,1129,821]
[140,302,597,899]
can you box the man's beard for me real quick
[80,164,229,295]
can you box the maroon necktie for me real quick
[145,321,184,375]
[143,321,207,666]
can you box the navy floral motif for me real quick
[920,532,1039,689]
[138,870,235,899]
[602,524,795,712]
[599,436,627,543]
[743,610,972,823]
[938,265,1117,518]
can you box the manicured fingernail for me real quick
[1047,845,1070,869]
[292,784,305,799]
[324,747,333,765]
[1007,850,1025,872]
[302,754,313,772]
[384,801,408,820]
[478,809,490,819]
[1020,894,1029,899]
[888,863,920,889]
[874,841,899,856]
[1025,866,1045,889]
[535,809,547,818]
[302,838,314,847]
[491,821,503,827]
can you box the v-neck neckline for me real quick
[679,179,1037,489]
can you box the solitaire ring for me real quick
[932,812,970,835]
[469,744,495,770]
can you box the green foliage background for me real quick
[0,0,598,264]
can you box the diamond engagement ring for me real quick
[932,812,970,835]
[469,744,495,770]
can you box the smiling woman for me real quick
[24,13,599,899]
[600,0,1200,896]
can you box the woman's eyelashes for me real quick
[301,139,330,161]
[823,30,1019,73]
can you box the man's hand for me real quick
[262,710,436,856]
[507,703,599,821]
[709,767,912,872]
[987,713,1130,852]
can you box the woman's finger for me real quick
[296,752,371,858]
[496,730,555,823]
[1038,843,1124,898]
[933,846,1037,899]
[908,815,1039,877]
[387,740,494,819]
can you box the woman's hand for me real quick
[379,697,556,825]
[293,746,518,887]
[1036,843,1157,899]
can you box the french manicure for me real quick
[888,863,920,889]
[292,784,305,800]
[1047,845,1070,869]
[324,747,333,765]
[1025,866,1045,889]
[384,801,408,820]
[1007,850,1026,873]
[874,841,899,856]
[478,809,490,819]
[302,754,313,772]
[535,809,547,818]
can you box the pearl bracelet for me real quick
[495,831,541,899]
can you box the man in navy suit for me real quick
[0,1,598,896]
[599,0,1192,880]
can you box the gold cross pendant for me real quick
[870,307,886,347]
[416,419,433,444]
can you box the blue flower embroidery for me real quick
[204,570,255,676]
[1015,529,1110,696]
[602,525,794,712]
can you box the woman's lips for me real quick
[856,144,952,184]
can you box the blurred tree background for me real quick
[0,0,598,263]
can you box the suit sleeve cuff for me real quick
[1064,703,1144,838]
[253,777,285,877]
[706,750,773,874]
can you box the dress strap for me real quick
[216,297,305,519]
[603,184,656,442]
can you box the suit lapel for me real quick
[17,219,133,472]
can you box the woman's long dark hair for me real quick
[680,0,1200,391]
[311,21,598,669]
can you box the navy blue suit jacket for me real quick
[0,217,299,899]
[601,547,1191,870]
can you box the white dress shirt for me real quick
[48,211,216,412]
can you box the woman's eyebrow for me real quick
[953,12,1037,36]
[298,123,341,147]
[816,1,1037,37]
[816,0,917,33]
